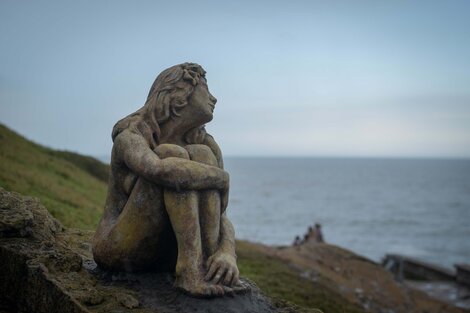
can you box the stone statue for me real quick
[92,63,243,297]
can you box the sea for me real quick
[223,157,470,269]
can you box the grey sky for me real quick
[1,0,469,157]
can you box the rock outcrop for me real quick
[0,188,309,313]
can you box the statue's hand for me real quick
[205,251,239,287]
[220,169,230,190]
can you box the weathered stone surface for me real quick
[0,189,88,313]
[93,63,242,297]
[0,188,61,240]
[0,188,286,313]
[90,269,275,313]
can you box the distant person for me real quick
[315,223,324,243]
[293,235,301,246]
[303,226,314,242]
[307,225,316,241]
[303,233,310,243]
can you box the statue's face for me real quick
[186,79,217,125]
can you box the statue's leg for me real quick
[93,176,176,272]
[185,144,221,257]
[155,144,224,297]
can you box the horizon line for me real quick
[93,153,470,162]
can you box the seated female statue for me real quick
[93,63,242,297]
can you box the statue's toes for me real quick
[175,278,229,298]
[191,286,213,298]
[232,281,250,294]
[209,284,225,296]
[222,285,235,297]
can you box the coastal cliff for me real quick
[0,124,466,313]
[1,187,464,313]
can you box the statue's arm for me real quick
[114,129,229,190]
[201,133,234,252]
[219,212,236,257]
[200,134,240,285]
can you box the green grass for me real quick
[236,241,365,313]
[0,124,108,229]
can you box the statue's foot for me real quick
[175,275,226,298]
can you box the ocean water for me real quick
[224,157,470,268]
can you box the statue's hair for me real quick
[111,63,206,149]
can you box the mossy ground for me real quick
[0,123,364,312]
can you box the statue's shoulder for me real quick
[114,128,147,146]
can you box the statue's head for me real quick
[145,62,216,125]
[112,63,216,148]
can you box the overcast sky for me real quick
[1,0,469,158]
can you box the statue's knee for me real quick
[154,144,190,159]
[185,144,218,166]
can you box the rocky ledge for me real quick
[0,188,314,313]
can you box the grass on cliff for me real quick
[236,241,365,313]
[0,124,108,229]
